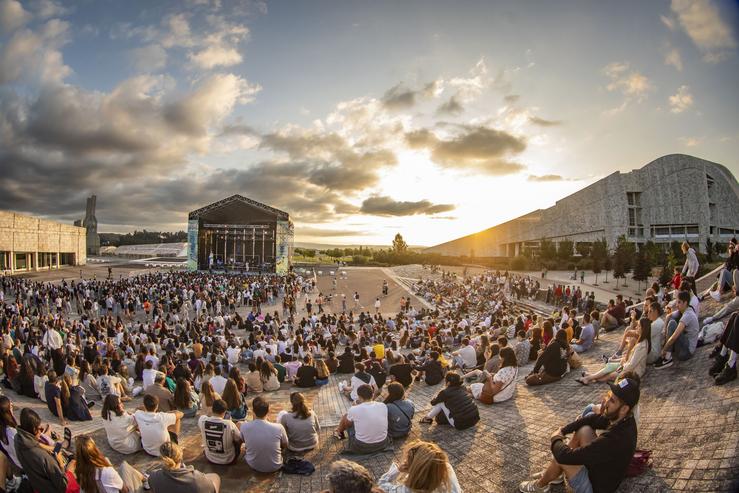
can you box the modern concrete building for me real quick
[426,154,739,257]
[0,211,87,273]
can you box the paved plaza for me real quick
[5,265,739,492]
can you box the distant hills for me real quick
[295,241,427,251]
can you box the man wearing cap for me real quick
[519,378,640,493]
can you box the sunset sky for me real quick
[1,0,738,246]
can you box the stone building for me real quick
[426,154,739,257]
[0,211,87,273]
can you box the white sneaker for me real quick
[532,471,565,485]
[710,290,721,302]
[519,480,550,493]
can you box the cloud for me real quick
[660,15,677,31]
[527,174,566,182]
[0,0,30,34]
[381,80,440,110]
[359,195,455,217]
[436,95,464,116]
[0,19,72,84]
[406,125,527,175]
[669,85,694,113]
[670,0,737,62]
[504,94,520,103]
[664,46,683,70]
[260,129,397,192]
[601,62,652,114]
[189,43,242,69]
[295,227,366,238]
[130,44,167,72]
[528,116,562,127]
[679,136,701,147]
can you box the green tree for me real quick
[558,238,574,263]
[614,236,636,287]
[539,238,557,265]
[392,233,408,254]
[632,245,650,291]
[591,238,607,284]
[612,248,626,288]
[575,242,591,258]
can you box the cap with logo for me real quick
[607,377,640,408]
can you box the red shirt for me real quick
[671,273,682,290]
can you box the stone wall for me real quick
[426,154,739,257]
[0,210,86,271]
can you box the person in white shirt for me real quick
[209,366,228,395]
[142,361,164,390]
[452,338,478,369]
[226,342,241,366]
[199,399,243,465]
[333,384,389,454]
[134,394,183,457]
[101,394,141,454]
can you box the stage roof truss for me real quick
[188,194,289,221]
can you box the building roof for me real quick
[188,194,289,221]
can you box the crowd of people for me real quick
[0,236,735,493]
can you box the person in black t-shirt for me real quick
[518,378,640,493]
[414,351,445,385]
[337,349,355,374]
[388,354,415,387]
[295,356,318,388]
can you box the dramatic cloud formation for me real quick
[669,85,694,113]
[670,0,737,62]
[360,196,455,217]
[406,125,526,175]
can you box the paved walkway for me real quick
[3,267,738,492]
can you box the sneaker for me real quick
[709,353,729,376]
[532,471,564,485]
[654,356,673,369]
[519,479,550,493]
[714,365,737,385]
[601,354,609,364]
[709,290,721,302]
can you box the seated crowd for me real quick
[0,237,735,493]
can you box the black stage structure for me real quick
[187,195,293,274]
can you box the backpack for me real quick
[282,457,315,475]
[626,449,653,477]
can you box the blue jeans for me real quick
[666,319,693,360]
[569,467,594,493]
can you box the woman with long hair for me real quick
[200,380,220,417]
[0,396,21,486]
[173,378,200,418]
[384,382,414,438]
[578,318,652,384]
[221,378,246,420]
[101,394,141,455]
[259,361,280,392]
[378,440,461,493]
[74,435,126,493]
[278,392,320,452]
[314,359,330,386]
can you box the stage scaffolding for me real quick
[188,194,293,273]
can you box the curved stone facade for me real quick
[426,154,739,257]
